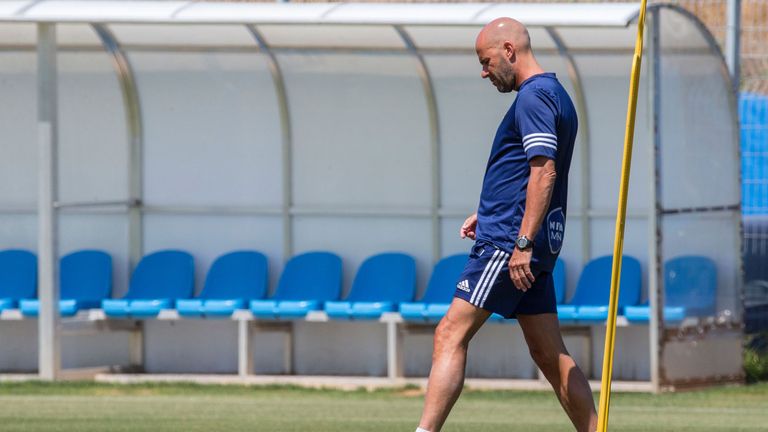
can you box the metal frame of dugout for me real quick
[0,1,744,393]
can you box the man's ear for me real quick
[503,40,515,61]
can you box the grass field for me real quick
[0,381,766,431]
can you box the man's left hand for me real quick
[508,248,535,291]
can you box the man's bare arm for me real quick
[519,156,557,240]
[508,156,557,291]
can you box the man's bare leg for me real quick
[417,298,491,432]
[517,313,597,432]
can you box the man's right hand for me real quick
[460,213,478,240]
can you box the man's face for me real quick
[476,40,515,93]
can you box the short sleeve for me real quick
[515,88,559,161]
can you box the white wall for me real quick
[0,19,741,381]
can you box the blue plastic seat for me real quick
[102,250,194,317]
[625,256,717,323]
[20,250,112,317]
[399,254,468,322]
[553,258,566,304]
[0,250,37,311]
[177,251,268,318]
[486,313,514,323]
[326,252,416,320]
[250,251,341,319]
[557,255,641,322]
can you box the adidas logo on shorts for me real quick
[456,280,471,292]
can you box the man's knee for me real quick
[528,335,572,375]
[434,316,466,351]
[518,314,568,373]
[529,344,560,371]
[432,299,489,357]
[433,310,479,355]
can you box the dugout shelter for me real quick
[0,1,743,392]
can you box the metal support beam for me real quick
[283,324,294,375]
[725,0,741,91]
[237,320,253,377]
[546,27,592,267]
[128,321,144,370]
[247,25,294,260]
[648,9,663,394]
[92,24,144,269]
[395,26,442,262]
[386,320,404,380]
[37,23,61,381]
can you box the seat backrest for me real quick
[127,250,194,299]
[570,255,641,307]
[61,250,112,301]
[420,254,469,304]
[665,255,717,315]
[343,253,416,303]
[553,258,566,304]
[0,249,36,299]
[273,251,342,302]
[200,251,268,300]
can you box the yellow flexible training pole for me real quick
[596,0,650,430]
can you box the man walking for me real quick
[415,18,597,432]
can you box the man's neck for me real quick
[514,58,545,91]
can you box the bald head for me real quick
[475,17,541,93]
[475,18,531,55]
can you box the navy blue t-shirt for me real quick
[474,72,577,272]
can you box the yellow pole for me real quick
[596,0,650,430]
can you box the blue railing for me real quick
[740,92,768,333]
[740,93,768,216]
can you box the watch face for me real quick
[516,237,527,249]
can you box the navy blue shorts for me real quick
[454,241,557,319]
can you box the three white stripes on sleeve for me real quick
[469,249,510,308]
[523,132,557,152]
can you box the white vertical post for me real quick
[386,320,403,380]
[238,319,253,377]
[91,25,144,269]
[725,0,741,91]
[648,10,663,394]
[394,26,441,263]
[128,322,144,370]
[283,324,294,374]
[246,26,293,260]
[37,23,60,381]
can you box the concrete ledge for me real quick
[0,374,40,382]
[59,367,114,381]
[0,308,716,330]
[0,367,111,382]
[89,373,654,393]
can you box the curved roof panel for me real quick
[475,3,642,27]
[0,1,643,27]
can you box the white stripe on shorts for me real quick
[475,251,508,307]
[469,249,501,305]
[480,251,509,307]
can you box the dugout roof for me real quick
[0,2,644,27]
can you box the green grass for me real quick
[745,333,768,382]
[0,381,766,431]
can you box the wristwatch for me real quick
[515,235,534,251]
